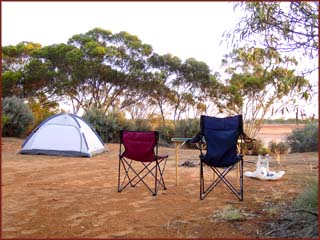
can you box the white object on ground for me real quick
[244,154,285,180]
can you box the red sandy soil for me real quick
[1,124,318,238]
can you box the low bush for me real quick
[269,141,289,154]
[286,123,318,152]
[294,177,318,212]
[157,124,175,146]
[257,147,270,155]
[2,96,34,137]
[128,118,152,132]
[247,138,265,155]
[173,118,200,138]
[82,108,127,143]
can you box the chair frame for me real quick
[118,130,168,196]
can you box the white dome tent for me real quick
[20,113,106,157]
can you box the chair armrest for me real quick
[187,133,206,151]
[241,133,256,150]
[186,133,203,144]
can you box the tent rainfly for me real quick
[20,113,106,157]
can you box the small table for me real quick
[171,137,192,185]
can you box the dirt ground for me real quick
[1,124,318,238]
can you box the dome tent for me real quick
[20,113,106,157]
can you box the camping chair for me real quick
[188,115,254,200]
[118,130,168,196]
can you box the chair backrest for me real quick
[200,115,243,167]
[120,130,158,162]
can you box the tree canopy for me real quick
[221,46,311,138]
[1,26,316,133]
[2,28,220,125]
[226,2,318,61]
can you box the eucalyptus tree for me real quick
[2,41,42,97]
[146,54,223,124]
[177,58,222,119]
[28,43,82,111]
[226,2,318,61]
[221,47,311,138]
[38,28,152,112]
[65,28,153,114]
[146,53,182,125]
[224,2,318,120]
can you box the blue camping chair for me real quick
[188,115,254,200]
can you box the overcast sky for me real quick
[2,1,242,72]
[2,1,318,118]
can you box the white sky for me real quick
[2,1,240,72]
[2,1,318,119]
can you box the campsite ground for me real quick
[1,124,318,238]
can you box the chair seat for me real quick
[201,154,242,168]
[119,154,169,162]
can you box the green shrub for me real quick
[2,114,10,130]
[157,124,175,146]
[248,138,265,155]
[129,118,152,131]
[257,147,270,155]
[286,123,318,152]
[82,109,126,143]
[2,96,34,137]
[173,118,200,139]
[269,141,289,154]
[294,177,318,212]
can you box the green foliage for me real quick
[222,46,311,139]
[1,115,10,130]
[249,139,265,155]
[1,71,22,97]
[294,177,318,212]
[268,141,289,154]
[257,147,270,155]
[2,42,44,98]
[211,205,254,222]
[230,2,318,60]
[157,124,175,146]
[2,29,220,122]
[264,118,318,124]
[286,123,318,152]
[82,108,127,143]
[128,118,152,132]
[173,118,200,138]
[2,96,34,137]
[26,95,59,134]
[2,27,315,141]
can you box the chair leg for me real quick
[200,160,244,201]
[239,158,243,201]
[200,160,204,200]
[153,160,158,196]
[118,157,121,192]
[156,159,167,190]
[213,166,243,201]
[118,157,167,196]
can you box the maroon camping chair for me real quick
[118,130,168,196]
